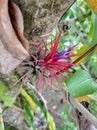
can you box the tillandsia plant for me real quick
[22,32,77,89]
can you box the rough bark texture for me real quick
[14,0,75,42]
[4,108,29,130]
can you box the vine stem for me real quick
[73,44,97,64]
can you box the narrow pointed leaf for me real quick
[46,112,56,130]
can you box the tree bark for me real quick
[14,0,76,41]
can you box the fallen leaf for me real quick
[8,0,29,51]
[0,0,29,59]
[0,0,29,74]
[0,41,23,74]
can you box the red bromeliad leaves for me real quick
[25,32,77,89]
[44,32,62,61]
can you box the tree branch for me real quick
[61,89,97,128]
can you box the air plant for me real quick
[22,32,77,89]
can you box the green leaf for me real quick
[46,112,56,130]
[66,70,97,97]
[1,96,14,106]
[91,62,97,76]
[74,45,90,64]
[29,93,56,130]
[24,101,35,129]
[89,13,97,46]
[88,20,93,42]
[0,82,8,98]
[29,93,46,117]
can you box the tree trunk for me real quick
[14,0,75,41]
